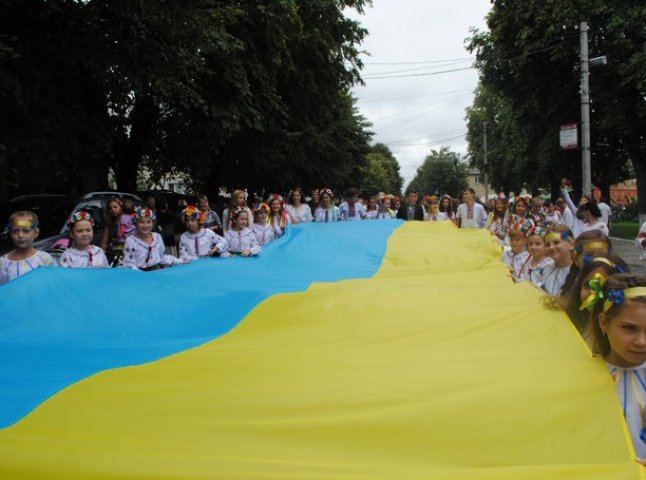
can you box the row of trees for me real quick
[465,1,645,212]
[0,0,403,200]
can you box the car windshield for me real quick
[61,195,145,233]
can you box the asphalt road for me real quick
[610,236,645,274]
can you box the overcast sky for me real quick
[346,1,492,188]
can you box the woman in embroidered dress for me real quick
[424,195,448,222]
[376,194,397,220]
[485,197,508,245]
[365,196,379,220]
[589,273,646,463]
[313,188,340,223]
[122,208,184,270]
[178,205,228,262]
[285,188,313,224]
[59,211,109,268]
[222,190,252,234]
[224,207,261,257]
[439,195,456,225]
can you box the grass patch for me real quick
[610,222,640,240]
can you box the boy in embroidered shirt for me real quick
[339,188,367,221]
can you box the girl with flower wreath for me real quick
[502,218,530,282]
[59,211,109,268]
[224,207,261,257]
[518,226,551,286]
[267,194,291,239]
[178,205,228,262]
[589,272,646,463]
[313,188,340,223]
[251,203,275,246]
[121,208,184,270]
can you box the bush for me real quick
[612,198,639,222]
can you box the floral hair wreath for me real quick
[267,194,284,205]
[319,188,334,198]
[181,205,205,224]
[603,287,646,313]
[68,210,94,227]
[509,216,531,235]
[230,206,248,221]
[526,226,546,238]
[253,202,270,215]
[135,207,157,222]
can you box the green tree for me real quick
[408,147,468,198]
[466,1,644,206]
[359,143,403,197]
[0,0,374,198]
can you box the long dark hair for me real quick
[590,273,646,356]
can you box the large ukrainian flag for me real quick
[0,221,642,479]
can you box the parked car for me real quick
[0,195,76,255]
[39,192,145,258]
[0,192,144,261]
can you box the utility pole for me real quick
[483,121,488,203]
[580,21,592,197]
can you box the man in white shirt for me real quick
[456,188,487,228]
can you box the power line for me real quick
[364,57,474,66]
[363,59,473,77]
[383,128,466,146]
[356,89,473,104]
[363,66,474,80]
[374,93,472,131]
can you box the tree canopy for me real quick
[407,147,468,198]
[466,0,644,206]
[0,0,388,200]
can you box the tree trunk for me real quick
[113,90,156,193]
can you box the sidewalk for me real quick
[609,236,645,273]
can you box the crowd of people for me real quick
[2,180,646,461]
